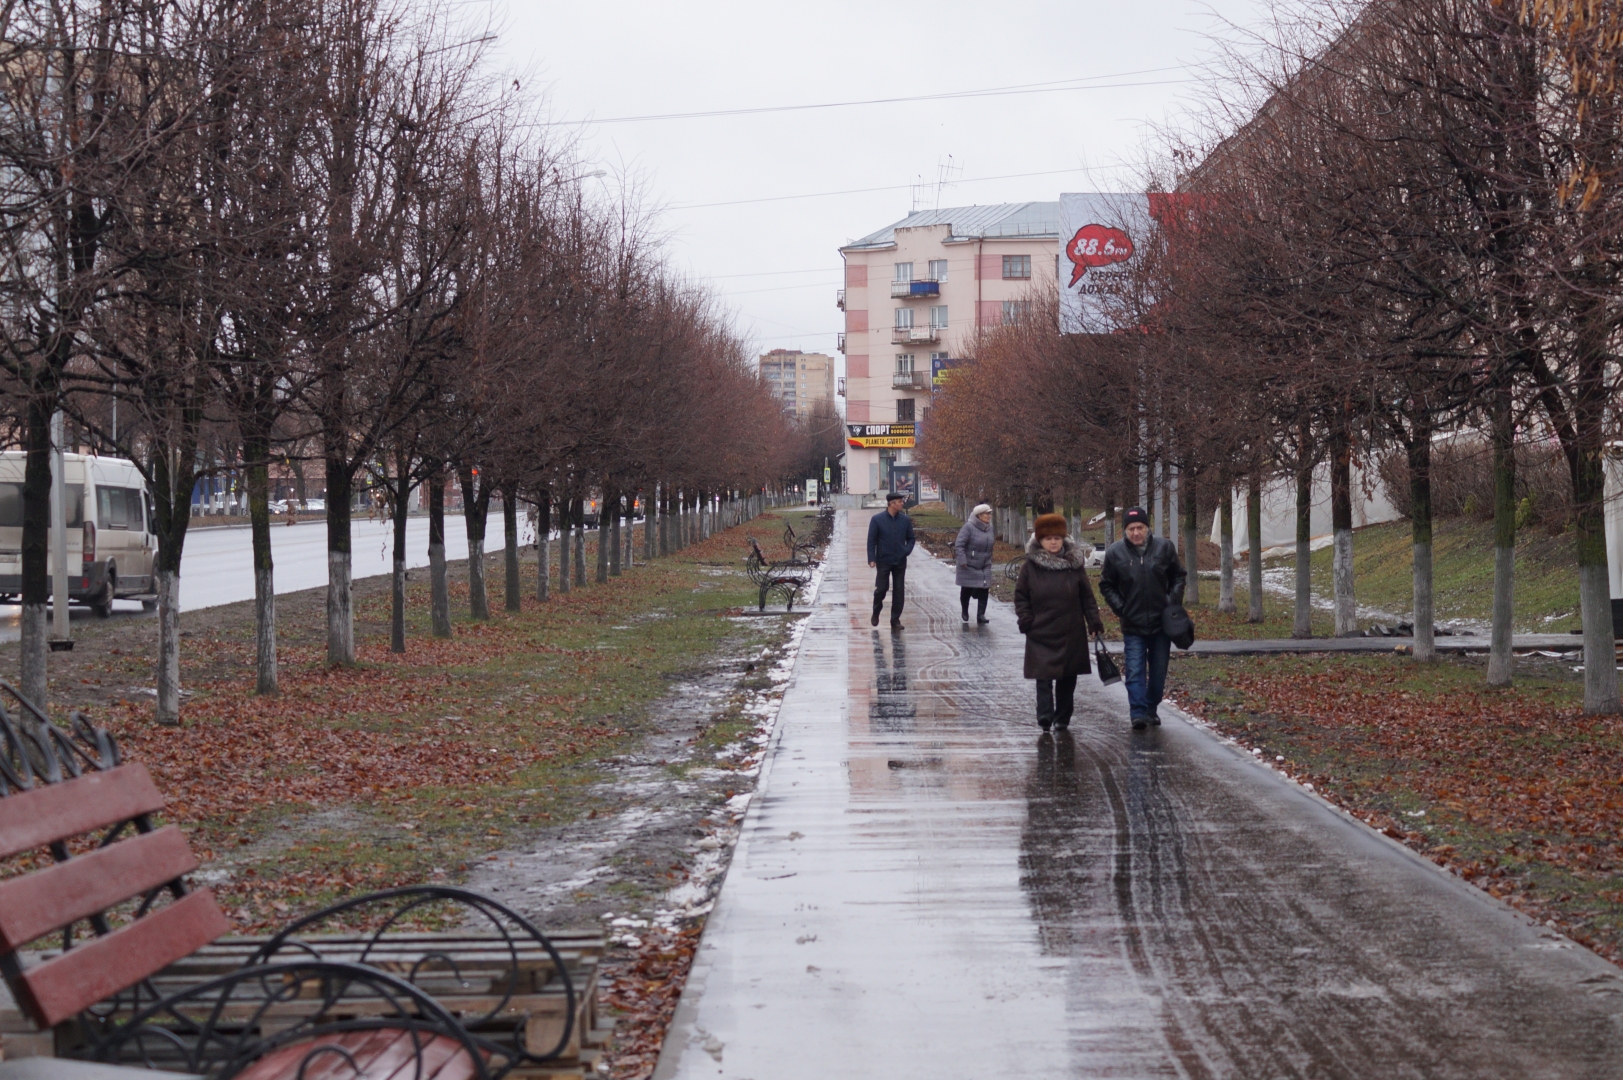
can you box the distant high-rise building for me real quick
[758,349,835,420]
[839,203,1059,496]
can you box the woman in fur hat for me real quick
[953,503,996,624]
[1014,513,1105,730]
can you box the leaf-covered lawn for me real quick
[1173,653,1623,962]
[56,513,818,930]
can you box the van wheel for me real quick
[91,578,114,618]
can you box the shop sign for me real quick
[847,423,916,449]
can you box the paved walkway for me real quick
[656,511,1623,1079]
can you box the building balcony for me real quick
[889,279,940,299]
[892,370,931,390]
[836,376,846,397]
[891,325,940,345]
[836,288,845,310]
[836,332,846,352]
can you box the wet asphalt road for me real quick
[657,510,1623,1079]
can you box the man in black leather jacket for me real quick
[1098,506,1187,730]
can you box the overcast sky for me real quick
[489,0,1274,376]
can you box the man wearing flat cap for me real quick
[1099,506,1187,730]
[867,492,915,628]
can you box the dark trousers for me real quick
[873,562,906,622]
[1123,632,1172,719]
[959,587,989,620]
[1036,676,1078,727]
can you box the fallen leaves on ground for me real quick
[1176,657,1623,961]
[599,925,703,1080]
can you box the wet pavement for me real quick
[655,510,1623,1080]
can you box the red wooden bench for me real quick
[0,690,575,1080]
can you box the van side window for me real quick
[144,491,154,532]
[98,487,131,529]
[0,483,82,527]
[125,487,145,532]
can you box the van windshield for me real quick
[0,483,84,529]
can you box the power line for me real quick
[669,164,1143,212]
[549,67,1192,126]
[706,266,842,280]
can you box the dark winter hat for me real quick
[1123,507,1151,528]
[885,492,906,503]
[1034,513,1068,539]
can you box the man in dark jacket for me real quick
[867,493,915,628]
[1098,506,1187,730]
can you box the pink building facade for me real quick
[839,203,1058,496]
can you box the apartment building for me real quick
[758,349,835,420]
[838,203,1058,496]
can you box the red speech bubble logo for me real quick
[1065,223,1134,287]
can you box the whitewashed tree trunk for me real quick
[430,539,450,636]
[1487,544,1515,685]
[466,537,487,618]
[1333,528,1356,637]
[1218,488,1235,614]
[1412,541,1435,662]
[1580,563,1619,713]
[19,602,46,710]
[155,571,182,726]
[326,549,354,665]
[255,567,277,693]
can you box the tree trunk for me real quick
[149,445,198,727]
[1294,448,1313,638]
[572,495,586,586]
[1247,471,1265,623]
[659,485,670,556]
[1408,430,1435,662]
[624,492,636,570]
[597,484,611,584]
[1487,389,1516,686]
[1573,442,1619,713]
[556,495,571,595]
[428,469,451,638]
[1181,475,1199,605]
[643,488,655,562]
[609,490,622,576]
[1219,483,1235,614]
[325,452,355,666]
[244,435,277,691]
[19,399,51,710]
[390,459,410,654]
[503,485,521,613]
[1331,427,1356,637]
[536,491,551,602]
[459,465,490,620]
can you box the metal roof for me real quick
[842,202,1060,251]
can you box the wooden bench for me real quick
[0,691,585,1080]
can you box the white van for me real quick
[0,452,156,615]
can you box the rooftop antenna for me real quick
[909,173,927,213]
[933,154,961,210]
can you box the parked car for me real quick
[302,498,325,511]
[268,499,288,514]
[0,452,156,615]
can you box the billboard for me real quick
[1058,193,1155,334]
[847,423,915,449]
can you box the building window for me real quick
[1002,300,1031,325]
[895,353,915,373]
[1002,254,1031,280]
[894,261,913,283]
[929,305,948,329]
[896,398,915,422]
[894,307,914,328]
[928,259,948,282]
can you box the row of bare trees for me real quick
[0,0,806,723]
[924,0,1623,714]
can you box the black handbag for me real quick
[1163,602,1196,650]
[1094,633,1122,686]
